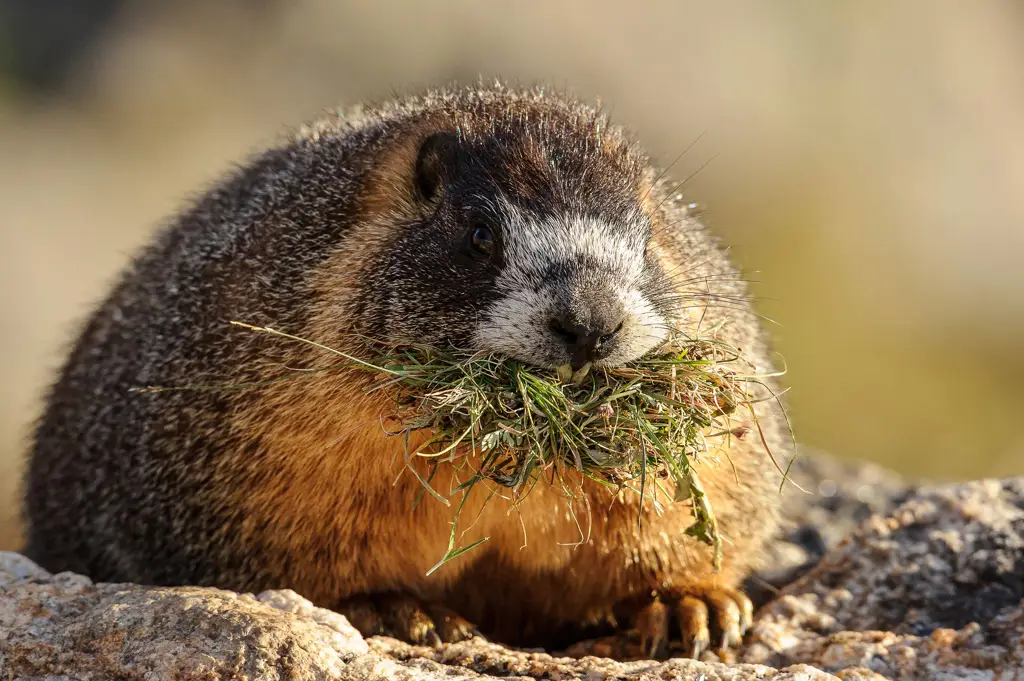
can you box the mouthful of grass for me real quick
[220,322,789,574]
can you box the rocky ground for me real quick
[3,452,1023,680]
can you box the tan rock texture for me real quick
[4,455,1024,681]
[0,552,829,680]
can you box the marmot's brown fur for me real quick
[23,83,789,658]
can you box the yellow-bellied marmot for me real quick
[23,83,789,659]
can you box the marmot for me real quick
[23,83,789,658]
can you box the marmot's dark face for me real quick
[375,116,671,372]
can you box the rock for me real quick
[0,552,832,680]
[743,478,1024,679]
[0,553,368,680]
[5,453,1024,681]
[745,447,911,607]
[372,637,836,680]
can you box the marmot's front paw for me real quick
[635,587,753,659]
[338,593,481,646]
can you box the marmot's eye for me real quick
[469,223,495,257]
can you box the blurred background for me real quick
[1,0,1023,551]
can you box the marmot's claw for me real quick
[737,591,755,631]
[426,603,484,643]
[632,587,753,660]
[634,598,668,657]
[675,595,710,659]
[338,593,480,646]
[703,590,743,651]
[422,628,443,648]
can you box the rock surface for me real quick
[0,553,831,680]
[743,477,1024,678]
[3,452,1024,681]
[745,448,912,607]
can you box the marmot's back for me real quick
[24,84,788,657]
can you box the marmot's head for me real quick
[351,89,675,372]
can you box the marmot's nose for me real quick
[549,314,625,371]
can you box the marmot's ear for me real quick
[414,132,459,202]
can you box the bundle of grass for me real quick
[227,322,788,573]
